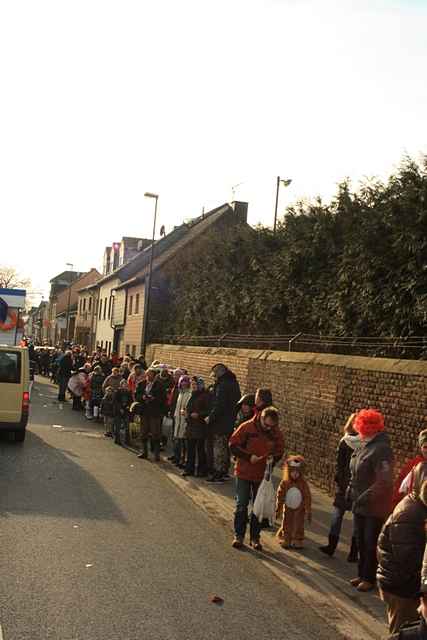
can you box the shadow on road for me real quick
[0,431,127,524]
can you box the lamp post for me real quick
[141,192,158,357]
[273,176,292,234]
[65,263,74,344]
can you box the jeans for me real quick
[329,506,356,538]
[186,439,207,474]
[234,477,261,541]
[174,438,186,463]
[354,513,384,583]
[58,375,69,401]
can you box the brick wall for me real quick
[146,344,427,492]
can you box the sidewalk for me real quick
[36,377,389,640]
[125,432,388,639]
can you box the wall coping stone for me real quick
[149,344,427,377]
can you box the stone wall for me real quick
[147,344,427,492]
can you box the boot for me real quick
[319,534,339,557]
[153,440,161,462]
[347,536,358,563]
[138,440,149,459]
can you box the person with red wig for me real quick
[347,409,394,592]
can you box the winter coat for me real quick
[113,389,133,416]
[102,373,122,392]
[100,395,115,417]
[207,370,241,436]
[186,390,211,440]
[89,372,105,403]
[58,354,73,378]
[388,619,427,640]
[348,431,394,520]
[167,384,180,416]
[174,389,192,439]
[127,372,145,399]
[377,485,427,599]
[333,435,362,511]
[229,416,285,483]
[135,377,167,418]
[392,455,425,510]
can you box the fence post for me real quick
[288,332,302,352]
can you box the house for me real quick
[78,237,151,354]
[94,201,248,357]
[74,282,100,351]
[47,271,84,344]
[51,269,101,344]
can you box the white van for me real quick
[0,345,30,442]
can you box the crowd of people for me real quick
[33,345,427,639]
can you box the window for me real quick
[0,351,21,384]
[125,344,130,354]
[135,293,140,315]
[83,298,87,312]
[99,298,102,320]
[88,297,92,312]
[108,296,112,319]
[131,345,136,357]
[103,297,107,320]
[79,299,82,315]
[100,340,103,349]
[128,296,133,316]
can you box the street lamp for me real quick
[141,192,159,357]
[65,263,74,343]
[273,176,292,234]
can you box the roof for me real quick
[49,271,83,284]
[99,201,248,292]
[78,281,102,294]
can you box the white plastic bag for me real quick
[253,461,276,525]
[162,416,173,438]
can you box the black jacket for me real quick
[207,370,241,436]
[113,389,133,415]
[389,619,427,640]
[135,378,167,418]
[348,431,394,519]
[377,487,427,599]
[186,390,211,440]
[58,354,73,378]
[333,437,354,511]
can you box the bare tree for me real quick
[0,266,31,290]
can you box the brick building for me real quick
[101,201,249,357]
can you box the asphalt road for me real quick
[0,377,343,640]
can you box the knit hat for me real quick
[354,409,385,439]
[419,429,427,449]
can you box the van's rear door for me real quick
[0,349,22,424]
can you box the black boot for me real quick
[319,534,339,557]
[347,536,358,563]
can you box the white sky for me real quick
[1,0,426,302]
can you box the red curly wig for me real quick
[354,409,385,439]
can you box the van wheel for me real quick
[14,430,26,443]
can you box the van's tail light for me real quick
[22,392,30,413]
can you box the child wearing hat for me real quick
[276,455,312,549]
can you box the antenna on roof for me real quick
[160,225,166,237]
[231,182,245,201]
